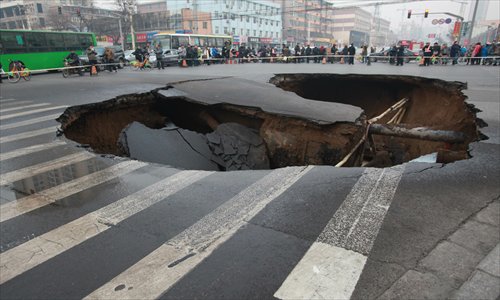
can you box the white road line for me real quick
[0,170,212,285]
[0,103,50,114]
[84,166,312,300]
[0,99,16,103]
[0,100,33,108]
[0,151,95,186]
[0,114,60,131]
[0,141,66,162]
[0,160,148,222]
[0,127,56,143]
[274,166,405,300]
[0,106,68,121]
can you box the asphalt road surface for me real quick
[0,62,499,299]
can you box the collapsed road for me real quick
[56,74,485,171]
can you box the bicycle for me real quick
[7,59,31,83]
[131,56,151,70]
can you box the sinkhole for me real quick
[56,74,486,171]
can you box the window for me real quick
[5,7,14,17]
[246,29,250,36]
[39,17,45,27]
[0,32,26,54]
[259,30,262,36]
[215,26,219,34]
[246,16,249,22]
[253,30,256,36]
[224,27,228,34]
[0,9,4,18]
[24,32,48,52]
[203,22,207,29]
[232,27,236,35]
[240,29,243,35]
[37,3,43,13]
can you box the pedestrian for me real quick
[330,44,338,63]
[471,42,482,65]
[347,43,356,65]
[361,45,368,63]
[450,41,461,65]
[305,45,312,63]
[86,45,98,76]
[154,44,164,69]
[104,47,117,72]
[422,42,432,66]
[312,46,320,63]
[396,44,405,66]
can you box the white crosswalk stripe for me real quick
[0,100,34,108]
[0,126,56,143]
[0,170,212,285]
[0,141,66,162]
[84,166,312,300]
[0,151,95,186]
[0,105,68,121]
[0,103,51,114]
[0,160,148,222]
[0,114,60,131]
[274,166,405,300]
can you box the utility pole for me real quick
[192,0,198,33]
[126,0,136,50]
[467,0,479,45]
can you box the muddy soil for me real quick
[57,88,366,170]
[270,74,485,163]
[57,74,484,170]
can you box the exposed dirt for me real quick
[270,74,485,163]
[57,88,366,170]
[57,74,485,170]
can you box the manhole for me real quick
[56,74,486,171]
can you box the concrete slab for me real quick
[448,220,499,256]
[474,201,500,227]
[378,270,454,300]
[450,270,500,300]
[477,243,500,277]
[418,240,483,287]
[167,77,363,125]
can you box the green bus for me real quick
[0,29,97,72]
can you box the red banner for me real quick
[136,33,147,43]
[453,22,462,36]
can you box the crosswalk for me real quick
[0,97,404,299]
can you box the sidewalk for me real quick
[378,200,500,299]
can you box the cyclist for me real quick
[65,50,83,75]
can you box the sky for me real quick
[94,0,500,32]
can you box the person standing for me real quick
[347,43,356,65]
[422,42,432,66]
[86,45,98,76]
[330,44,338,63]
[305,45,312,63]
[154,44,164,69]
[396,44,405,66]
[450,41,461,65]
[104,47,117,72]
[361,45,368,63]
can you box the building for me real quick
[370,17,391,47]
[135,1,170,32]
[167,0,282,48]
[275,0,335,47]
[330,7,373,47]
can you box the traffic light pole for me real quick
[467,0,480,46]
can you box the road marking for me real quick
[0,127,56,143]
[0,151,95,186]
[0,99,16,103]
[0,105,68,121]
[274,166,405,300]
[0,103,51,114]
[0,114,60,131]
[0,160,148,222]
[0,141,66,162]
[0,100,34,108]
[0,170,212,285]
[84,166,312,300]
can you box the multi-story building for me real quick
[275,0,335,47]
[331,7,373,47]
[167,0,282,48]
[135,1,170,32]
[370,17,391,47]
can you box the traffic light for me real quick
[57,6,62,14]
[407,9,412,19]
[424,9,429,18]
[76,8,81,17]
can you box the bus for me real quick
[152,33,232,51]
[0,29,97,72]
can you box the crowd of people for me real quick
[420,41,500,66]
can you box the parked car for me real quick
[368,48,418,63]
[79,46,126,69]
[160,49,180,66]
